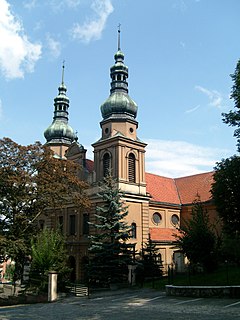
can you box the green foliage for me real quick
[211,155,240,237]
[222,59,240,152]
[88,175,132,286]
[30,228,70,292]
[141,234,163,278]
[175,199,218,272]
[4,263,15,281]
[0,137,89,282]
[221,235,240,264]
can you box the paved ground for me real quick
[0,288,240,320]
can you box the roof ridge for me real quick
[174,170,214,181]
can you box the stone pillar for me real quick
[48,271,58,302]
[128,265,137,286]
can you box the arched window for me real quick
[128,153,136,183]
[103,153,110,177]
[131,223,137,239]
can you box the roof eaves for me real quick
[149,200,181,209]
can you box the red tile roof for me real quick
[175,171,214,204]
[146,173,180,205]
[150,227,180,242]
[85,159,213,206]
[146,171,214,205]
[86,159,94,173]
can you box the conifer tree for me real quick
[141,234,163,278]
[175,199,218,272]
[88,175,132,286]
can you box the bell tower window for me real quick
[103,152,110,177]
[128,152,136,183]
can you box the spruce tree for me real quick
[175,199,218,272]
[88,175,132,286]
[141,234,163,278]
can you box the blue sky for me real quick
[0,0,239,177]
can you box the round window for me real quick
[153,212,162,225]
[105,127,109,134]
[129,127,134,133]
[171,214,179,226]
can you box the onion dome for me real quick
[44,64,76,145]
[100,28,138,121]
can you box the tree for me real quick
[88,175,132,286]
[211,156,240,237]
[141,234,163,278]
[222,59,240,152]
[30,228,70,292]
[0,137,89,282]
[175,199,218,272]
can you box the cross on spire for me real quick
[61,60,65,84]
[118,23,121,51]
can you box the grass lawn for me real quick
[144,265,240,289]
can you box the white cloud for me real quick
[70,0,114,43]
[65,0,82,8]
[50,0,82,11]
[145,139,230,178]
[23,0,37,10]
[0,0,42,79]
[46,33,61,58]
[195,85,224,109]
[185,105,200,114]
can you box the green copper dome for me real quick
[101,91,137,119]
[44,119,76,144]
[44,65,76,145]
[100,48,138,120]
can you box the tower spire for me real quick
[118,23,121,51]
[44,63,76,147]
[61,60,65,85]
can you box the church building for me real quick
[42,31,216,281]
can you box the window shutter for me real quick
[128,153,136,182]
[103,153,110,177]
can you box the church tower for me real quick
[92,28,147,196]
[44,64,76,158]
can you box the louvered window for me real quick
[128,153,136,183]
[103,153,110,177]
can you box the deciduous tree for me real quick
[222,59,240,151]
[211,156,240,237]
[30,228,70,292]
[0,137,89,281]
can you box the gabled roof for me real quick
[146,171,214,206]
[146,173,180,205]
[175,171,214,205]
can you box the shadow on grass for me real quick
[143,264,240,289]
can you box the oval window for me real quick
[153,212,162,225]
[171,214,179,226]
